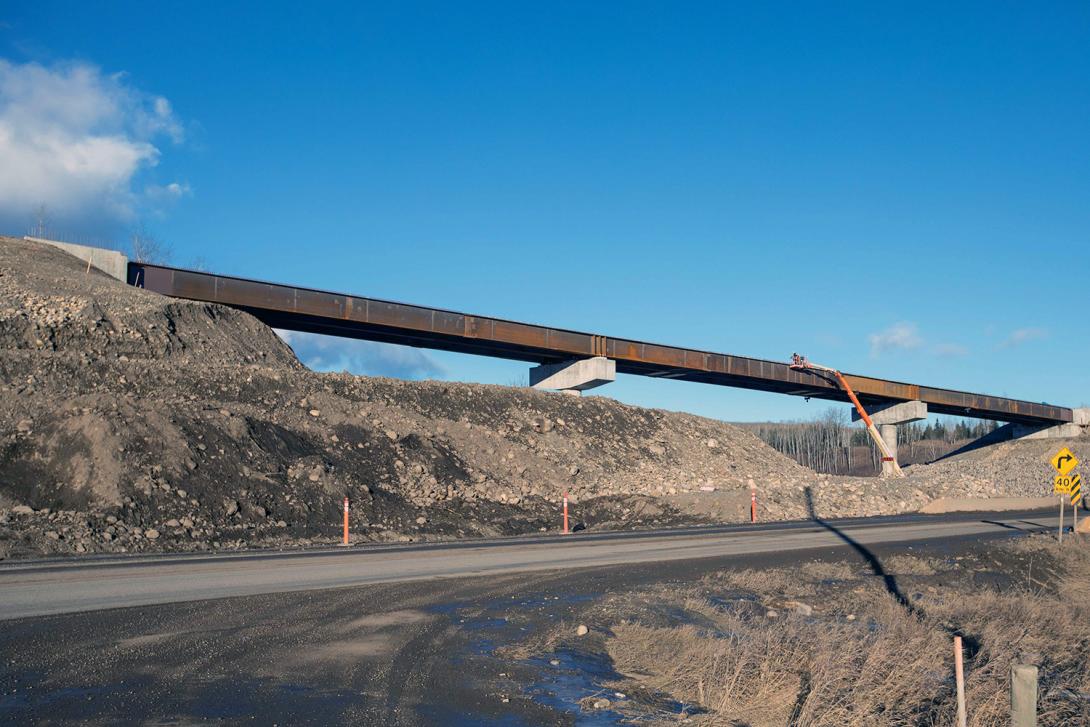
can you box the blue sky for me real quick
[2,2,1087,421]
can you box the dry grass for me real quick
[716,567,811,596]
[882,553,940,576]
[795,560,857,581]
[600,537,1090,726]
[609,602,948,725]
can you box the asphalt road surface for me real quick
[0,511,1058,724]
[0,510,1058,620]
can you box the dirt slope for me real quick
[0,236,1083,558]
[0,237,811,558]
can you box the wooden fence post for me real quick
[1010,664,1038,727]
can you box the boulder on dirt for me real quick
[582,697,610,710]
[786,600,813,617]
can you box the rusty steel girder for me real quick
[129,262,1074,426]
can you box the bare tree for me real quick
[129,225,172,264]
[745,412,999,476]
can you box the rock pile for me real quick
[0,237,810,557]
[0,236,1084,559]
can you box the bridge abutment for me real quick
[529,356,615,396]
[853,400,928,475]
[1007,422,1084,440]
[25,237,128,282]
[1001,408,1088,439]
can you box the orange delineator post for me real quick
[750,482,757,523]
[954,636,967,727]
[342,497,349,546]
[562,492,569,534]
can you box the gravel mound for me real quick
[0,236,1082,558]
[0,236,809,558]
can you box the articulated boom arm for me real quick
[790,354,904,477]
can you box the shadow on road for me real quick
[802,487,980,656]
[981,519,1034,532]
[802,487,920,617]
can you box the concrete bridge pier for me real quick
[852,400,928,475]
[530,356,616,396]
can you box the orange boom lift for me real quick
[790,353,904,477]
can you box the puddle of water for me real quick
[435,593,595,658]
[427,591,667,723]
[511,593,597,609]
[426,601,506,654]
[427,601,463,616]
[523,649,625,725]
[0,683,113,715]
[521,648,703,724]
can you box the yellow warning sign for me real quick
[1051,447,1079,476]
[1054,474,1074,494]
[1070,473,1082,506]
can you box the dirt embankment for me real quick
[0,237,810,558]
[0,235,1085,558]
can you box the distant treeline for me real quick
[740,409,999,476]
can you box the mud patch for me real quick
[294,636,398,662]
[340,608,435,631]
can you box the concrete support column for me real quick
[879,424,899,476]
[530,356,616,395]
[852,400,928,475]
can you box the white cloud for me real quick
[145,181,192,200]
[868,322,922,356]
[0,59,185,230]
[933,342,968,358]
[1000,327,1047,349]
[276,330,446,380]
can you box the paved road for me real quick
[0,510,1056,619]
